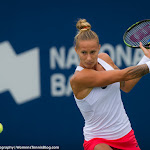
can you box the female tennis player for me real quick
[70,19,150,150]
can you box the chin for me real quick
[85,64,95,69]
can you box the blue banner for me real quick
[0,0,150,149]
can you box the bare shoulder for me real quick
[70,69,94,98]
[98,53,112,62]
[70,71,84,89]
[98,53,118,69]
[70,72,77,88]
[70,69,96,99]
[70,69,96,89]
[70,69,90,85]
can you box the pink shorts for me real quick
[83,130,141,150]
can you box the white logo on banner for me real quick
[0,41,40,104]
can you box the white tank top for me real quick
[74,58,132,141]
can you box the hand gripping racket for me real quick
[123,19,150,48]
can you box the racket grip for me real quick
[146,61,150,72]
[144,43,150,49]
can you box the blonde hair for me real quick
[74,19,99,48]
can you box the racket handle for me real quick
[144,43,150,49]
[144,46,150,49]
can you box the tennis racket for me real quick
[123,19,150,48]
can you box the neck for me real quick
[79,62,98,70]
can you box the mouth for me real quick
[86,62,93,65]
[86,63,93,66]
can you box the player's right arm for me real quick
[72,64,149,89]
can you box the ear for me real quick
[99,44,101,50]
[75,46,78,53]
[97,44,101,53]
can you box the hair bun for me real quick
[76,19,91,31]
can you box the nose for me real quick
[87,54,92,61]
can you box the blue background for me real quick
[0,0,150,150]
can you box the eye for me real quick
[81,51,87,54]
[91,50,96,54]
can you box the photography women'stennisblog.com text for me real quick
[0,145,60,150]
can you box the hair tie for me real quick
[83,27,88,29]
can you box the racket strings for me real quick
[124,21,150,47]
[126,23,150,45]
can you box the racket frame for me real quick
[123,19,150,48]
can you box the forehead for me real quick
[78,40,99,50]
